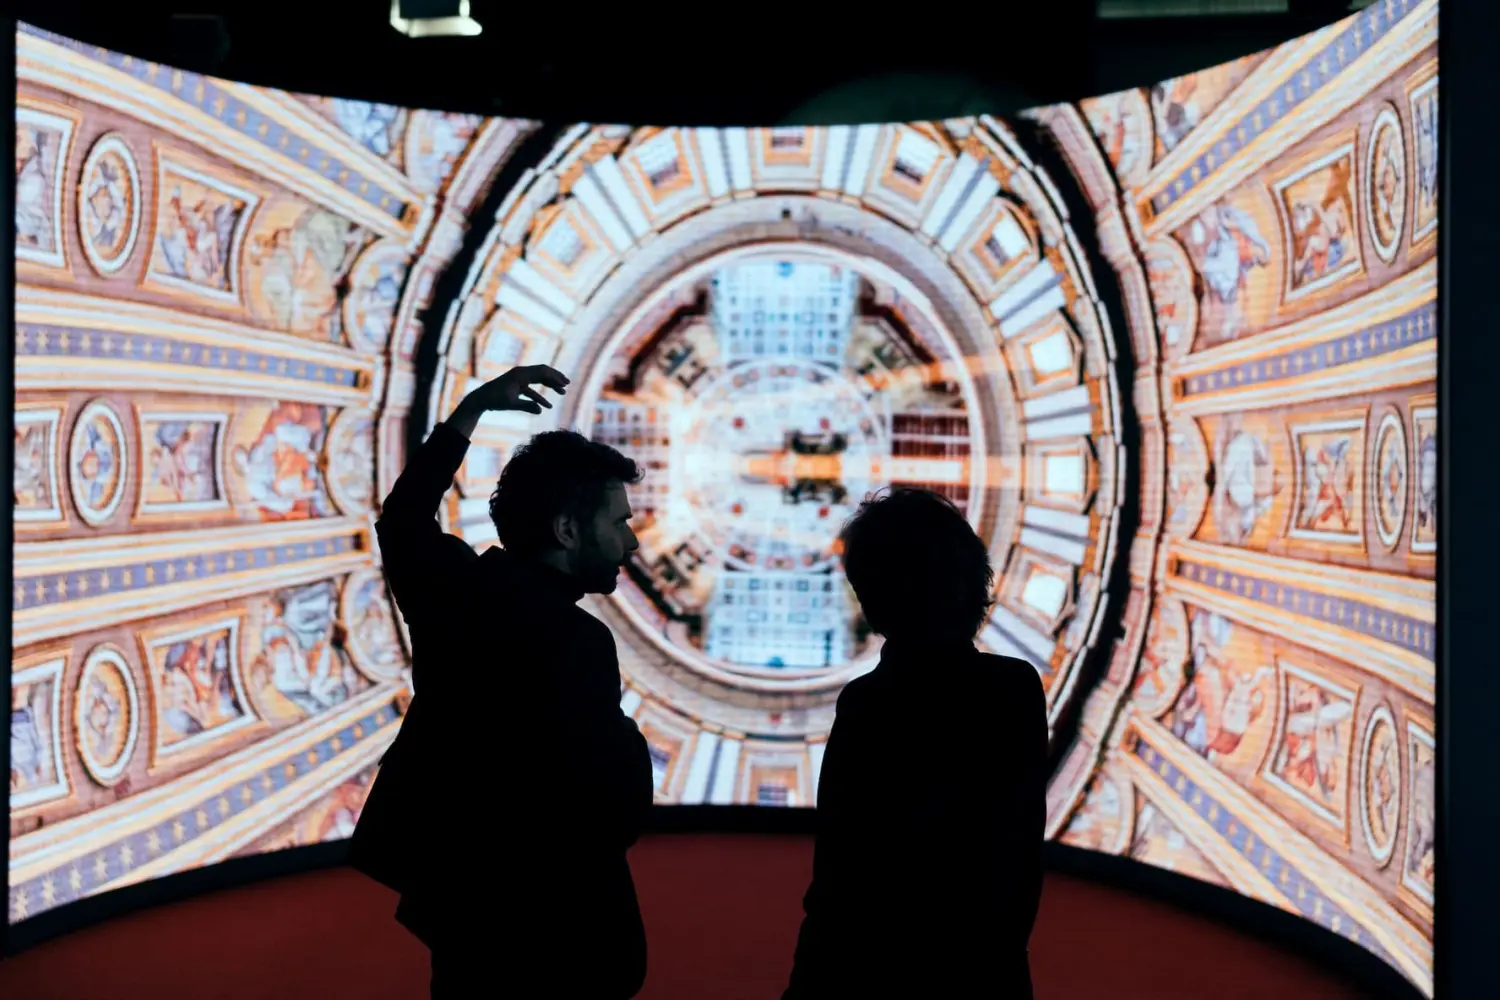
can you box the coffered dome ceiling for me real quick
[430,119,1125,787]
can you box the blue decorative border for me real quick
[1180,302,1435,397]
[19,23,410,221]
[14,534,359,611]
[1133,735,1396,966]
[18,323,362,388]
[8,701,398,923]
[1176,560,1433,661]
[1149,0,1424,217]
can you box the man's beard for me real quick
[577,544,623,595]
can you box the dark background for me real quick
[9,0,1382,125]
[4,2,1496,998]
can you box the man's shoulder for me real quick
[568,603,616,645]
[491,579,616,648]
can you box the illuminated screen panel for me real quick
[1045,3,1437,991]
[11,1,1435,993]
[9,22,534,925]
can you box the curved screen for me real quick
[11,3,1435,993]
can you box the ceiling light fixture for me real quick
[389,0,483,38]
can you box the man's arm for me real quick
[376,365,570,629]
[374,422,477,633]
[549,628,654,848]
[576,711,654,849]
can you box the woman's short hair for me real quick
[489,430,641,555]
[838,487,993,641]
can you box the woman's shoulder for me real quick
[970,652,1048,707]
[835,671,879,707]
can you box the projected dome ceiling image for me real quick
[430,119,1125,779]
[12,2,1437,994]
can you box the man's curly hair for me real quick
[489,430,642,555]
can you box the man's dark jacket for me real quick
[783,638,1049,999]
[348,422,654,997]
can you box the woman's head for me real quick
[838,487,993,643]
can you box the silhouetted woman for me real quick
[784,488,1048,999]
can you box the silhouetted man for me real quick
[349,365,654,999]
[783,488,1048,999]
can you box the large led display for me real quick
[11,2,1435,993]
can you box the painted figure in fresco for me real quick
[1155,294,1188,353]
[409,112,479,192]
[148,421,218,505]
[1173,612,1273,760]
[84,156,129,256]
[1083,94,1147,183]
[1298,436,1356,534]
[1151,76,1200,153]
[82,670,124,765]
[10,700,49,792]
[248,208,361,339]
[1136,616,1187,714]
[350,575,404,673]
[1145,243,1198,355]
[351,254,404,351]
[161,632,242,740]
[15,125,53,251]
[1378,433,1406,538]
[74,417,118,511]
[1288,158,1356,289]
[1186,203,1270,340]
[1214,427,1277,544]
[332,417,377,509]
[1129,803,1224,886]
[258,580,359,717]
[316,775,373,842]
[1063,776,1124,853]
[1413,86,1438,226]
[1276,682,1353,802]
[156,183,242,290]
[14,422,51,510]
[1165,430,1197,528]
[1373,128,1406,250]
[1406,748,1435,891]
[1131,804,1182,862]
[1368,723,1400,849]
[332,99,404,158]
[232,402,333,520]
[1415,431,1437,542]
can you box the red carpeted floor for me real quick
[0,834,1371,999]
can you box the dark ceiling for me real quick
[11,1,1359,123]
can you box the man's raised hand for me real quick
[446,365,570,439]
[471,365,570,414]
